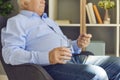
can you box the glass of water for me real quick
[60,39,72,63]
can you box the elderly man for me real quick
[1,0,120,80]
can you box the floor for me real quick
[0,61,8,80]
[0,75,8,80]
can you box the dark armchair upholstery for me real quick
[0,18,53,80]
[0,59,53,80]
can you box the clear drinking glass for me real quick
[60,39,72,49]
[60,39,72,63]
[66,39,72,49]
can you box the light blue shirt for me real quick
[1,10,81,65]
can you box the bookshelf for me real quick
[48,0,119,57]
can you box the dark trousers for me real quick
[43,55,120,80]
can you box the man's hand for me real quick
[77,33,92,48]
[49,47,72,64]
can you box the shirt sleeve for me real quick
[72,40,82,54]
[1,18,50,65]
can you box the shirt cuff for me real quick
[72,40,81,54]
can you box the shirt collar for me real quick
[20,10,48,19]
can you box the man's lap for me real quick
[42,55,120,80]
[42,63,107,80]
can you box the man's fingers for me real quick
[59,47,71,52]
[59,55,71,60]
[60,52,72,57]
[81,33,92,38]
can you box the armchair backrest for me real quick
[0,16,14,80]
[0,16,7,60]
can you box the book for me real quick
[93,5,103,24]
[86,4,92,23]
[87,3,97,24]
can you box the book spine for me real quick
[87,3,97,24]
[86,5,92,23]
[93,5,103,24]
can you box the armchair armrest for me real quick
[3,63,53,80]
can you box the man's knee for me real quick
[90,65,108,80]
